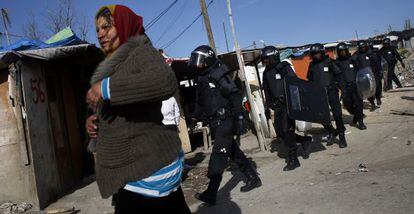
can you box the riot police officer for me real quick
[189,45,262,206]
[334,42,366,130]
[261,46,308,171]
[307,43,347,148]
[367,41,384,107]
[353,40,378,112]
[380,38,405,90]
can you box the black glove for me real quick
[278,95,286,104]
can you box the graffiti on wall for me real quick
[30,78,45,104]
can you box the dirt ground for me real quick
[6,86,412,214]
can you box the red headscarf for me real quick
[96,5,145,45]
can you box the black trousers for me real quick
[273,106,297,153]
[324,86,345,133]
[387,63,402,89]
[165,124,178,132]
[114,187,191,214]
[207,117,252,178]
[343,84,364,121]
[368,74,383,104]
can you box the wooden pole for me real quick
[199,0,216,52]
[223,22,230,52]
[225,0,267,151]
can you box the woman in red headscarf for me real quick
[85,5,190,213]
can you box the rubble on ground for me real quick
[0,202,32,214]
[396,49,414,86]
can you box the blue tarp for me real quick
[280,49,293,60]
[292,49,309,57]
[0,28,82,52]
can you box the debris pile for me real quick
[396,49,414,86]
[0,202,32,214]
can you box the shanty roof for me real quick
[0,44,104,69]
[0,27,105,69]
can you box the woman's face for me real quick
[96,16,120,55]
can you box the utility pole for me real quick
[199,0,216,52]
[222,22,230,52]
[355,30,359,40]
[226,0,267,151]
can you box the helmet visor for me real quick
[188,51,209,68]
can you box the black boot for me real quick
[356,119,367,130]
[240,168,262,192]
[195,175,222,206]
[326,132,337,146]
[338,132,348,148]
[370,104,376,112]
[296,134,312,159]
[283,151,300,171]
[376,99,382,106]
[352,116,358,124]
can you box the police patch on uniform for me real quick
[323,67,329,72]
[275,74,281,80]
[366,56,370,60]
[350,64,354,68]
[209,82,216,88]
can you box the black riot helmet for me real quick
[336,42,350,58]
[261,46,280,66]
[188,45,217,69]
[310,43,325,60]
[336,42,349,52]
[383,38,391,45]
[357,40,368,53]
[382,38,391,48]
[367,40,374,48]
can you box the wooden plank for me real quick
[20,62,60,209]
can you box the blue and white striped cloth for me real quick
[124,152,184,197]
[100,77,184,197]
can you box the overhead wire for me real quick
[155,0,189,46]
[160,0,214,50]
[145,0,179,31]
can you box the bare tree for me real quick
[46,0,75,34]
[21,0,92,42]
[388,24,393,33]
[22,10,43,40]
[77,15,90,41]
[1,8,12,45]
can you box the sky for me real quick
[1,0,413,57]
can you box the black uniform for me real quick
[307,56,345,135]
[193,61,260,204]
[380,46,403,89]
[367,47,383,105]
[262,61,301,168]
[334,56,364,123]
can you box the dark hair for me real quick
[95,8,112,25]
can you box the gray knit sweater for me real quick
[90,35,181,198]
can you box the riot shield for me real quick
[356,67,376,99]
[284,76,331,125]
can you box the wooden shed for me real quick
[0,44,104,209]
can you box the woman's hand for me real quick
[86,81,103,111]
[86,115,99,139]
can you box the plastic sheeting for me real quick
[0,27,82,52]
